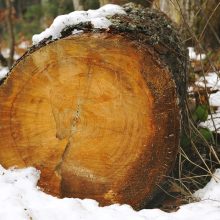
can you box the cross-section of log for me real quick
[0,4,187,209]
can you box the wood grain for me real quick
[0,33,180,209]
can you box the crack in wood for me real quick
[54,62,93,184]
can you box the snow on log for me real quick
[0,3,188,209]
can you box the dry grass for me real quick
[153,0,220,211]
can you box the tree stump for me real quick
[0,4,188,209]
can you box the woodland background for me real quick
[0,0,220,68]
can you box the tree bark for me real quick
[0,3,188,209]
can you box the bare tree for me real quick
[72,0,85,10]
[40,0,50,28]
[152,0,220,48]
[5,0,15,68]
[99,0,154,7]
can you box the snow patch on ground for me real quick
[18,41,30,50]
[0,67,9,80]
[196,72,220,132]
[196,72,220,90]
[1,48,20,60]
[200,109,220,133]
[0,165,220,220]
[194,169,220,201]
[32,4,126,45]
[188,47,206,61]
[210,91,220,107]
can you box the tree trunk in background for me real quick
[153,0,182,24]
[58,0,75,14]
[152,0,220,49]
[40,0,50,29]
[5,0,15,68]
[58,0,66,15]
[99,0,154,7]
[72,0,85,10]
[194,0,220,49]
[13,0,41,19]
[67,0,98,11]
[152,0,196,36]
[84,0,100,10]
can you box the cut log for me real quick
[0,4,188,209]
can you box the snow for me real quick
[200,109,220,133]
[194,169,220,201]
[210,91,220,107]
[195,72,220,90]
[0,67,9,80]
[1,48,20,60]
[195,72,220,132]
[188,47,206,61]
[32,4,126,45]
[18,41,30,50]
[0,164,220,220]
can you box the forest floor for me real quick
[0,163,219,220]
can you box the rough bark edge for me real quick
[0,3,188,207]
[2,3,188,112]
